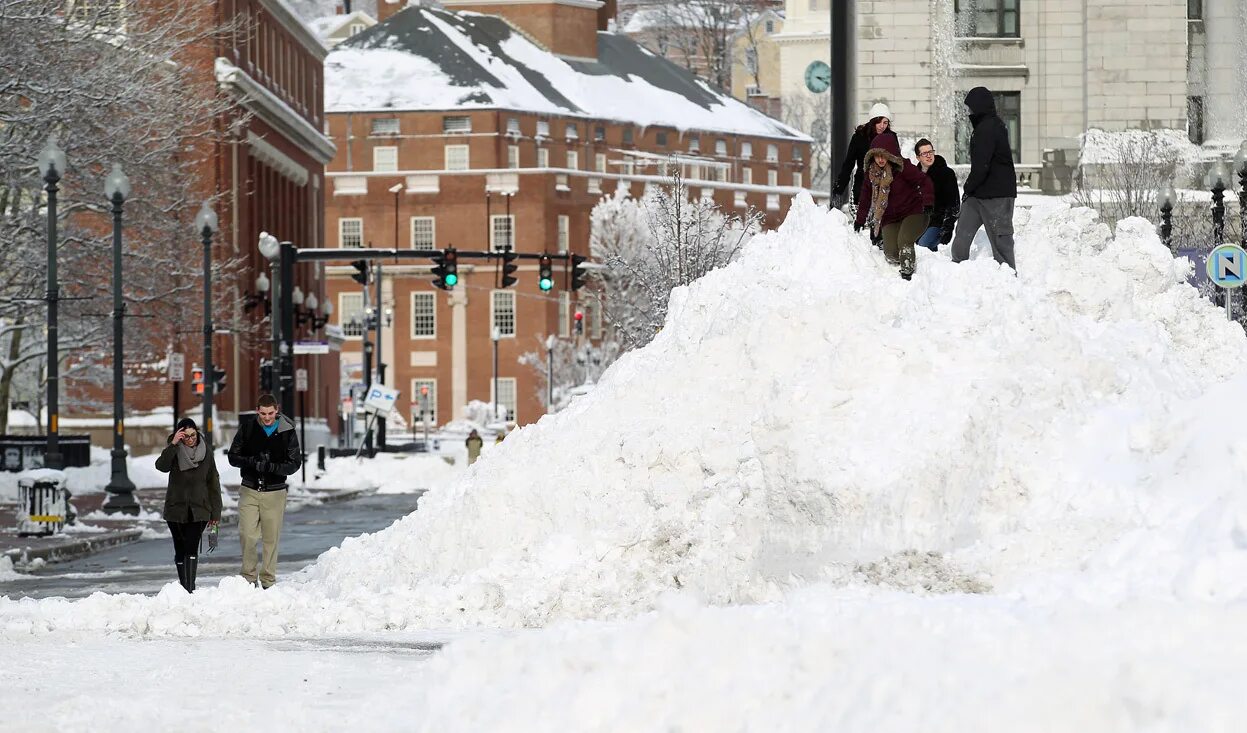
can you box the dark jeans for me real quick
[167,520,206,562]
[917,226,942,251]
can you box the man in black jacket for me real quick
[914,138,960,251]
[950,87,1018,270]
[227,393,301,588]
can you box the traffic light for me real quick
[432,247,459,290]
[191,366,204,396]
[570,254,589,291]
[350,259,369,285]
[538,254,554,292]
[574,309,584,335]
[500,247,519,288]
[212,366,227,392]
[259,360,273,392]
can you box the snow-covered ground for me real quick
[2,196,1245,730]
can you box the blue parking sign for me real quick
[1207,244,1247,289]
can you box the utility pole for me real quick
[830,0,853,206]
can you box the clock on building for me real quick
[804,60,831,94]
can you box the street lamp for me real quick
[1156,184,1176,252]
[37,135,66,470]
[259,232,281,401]
[291,285,304,307]
[1235,141,1247,248]
[243,271,270,314]
[102,163,139,513]
[1207,162,1230,244]
[194,201,219,447]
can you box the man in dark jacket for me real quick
[914,138,960,251]
[950,87,1018,270]
[227,393,301,588]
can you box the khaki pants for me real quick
[881,213,930,276]
[238,486,287,588]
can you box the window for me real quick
[349,22,366,35]
[589,299,603,339]
[623,128,634,145]
[793,172,803,188]
[508,145,519,169]
[955,90,1021,164]
[715,139,728,156]
[741,141,753,159]
[373,146,398,172]
[339,218,363,247]
[734,190,747,208]
[493,378,517,422]
[745,48,758,75]
[1188,0,1202,20]
[490,215,514,251]
[557,215,569,253]
[1188,96,1205,144]
[411,379,437,425]
[507,117,521,135]
[767,170,777,187]
[954,0,1020,38]
[567,151,579,170]
[491,290,516,337]
[537,147,549,167]
[443,115,472,133]
[335,176,367,195]
[556,174,570,191]
[445,144,469,170]
[742,167,753,185]
[765,20,774,33]
[594,125,606,141]
[688,135,700,153]
[406,174,440,193]
[536,120,550,138]
[766,144,778,162]
[410,216,435,248]
[565,123,579,140]
[559,292,570,337]
[588,178,602,194]
[595,153,607,172]
[766,194,780,211]
[339,292,365,338]
[370,117,399,136]
[656,131,668,146]
[410,292,436,338]
[701,187,714,202]
[793,147,803,160]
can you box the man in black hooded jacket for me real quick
[950,87,1018,270]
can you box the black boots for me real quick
[185,556,198,592]
[176,560,186,590]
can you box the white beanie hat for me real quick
[867,102,892,123]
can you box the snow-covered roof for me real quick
[307,10,377,41]
[324,7,807,141]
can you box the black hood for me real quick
[964,86,996,115]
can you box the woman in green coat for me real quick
[155,417,222,592]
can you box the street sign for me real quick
[1207,243,1247,288]
[363,385,400,415]
[295,368,308,392]
[167,353,185,382]
[294,341,330,355]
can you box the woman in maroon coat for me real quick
[854,134,935,280]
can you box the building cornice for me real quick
[216,58,337,166]
[247,131,310,186]
[262,0,331,61]
[441,0,605,9]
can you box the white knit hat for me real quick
[867,102,893,123]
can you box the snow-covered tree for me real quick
[590,173,761,350]
[0,0,245,431]
[518,335,622,412]
[1071,129,1202,226]
[782,91,832,192]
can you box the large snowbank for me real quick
[2,196,1245,646]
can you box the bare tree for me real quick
[590,173,761,350]
[782,92,832,192]
[0,0,245,431]
[518,336,623,412]
[1070,129,1201,227]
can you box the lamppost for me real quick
[1157,184,1176,253]
[492,327,501,424]
[258,233,281,402]
[243,271,270,314]
[36,135,65,470]
[102,164,138,513]
[1208,162,1230,245]
[195,202,219,448]
[1235,141,1247,248]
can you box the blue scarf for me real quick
[262,420,279,437]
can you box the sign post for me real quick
[296,368,308,484]
[355,384,400,460]
[1206,243,1247,320]
[167,353,185,432]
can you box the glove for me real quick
[939,228,954,245]
[853,222,864,233]
[833,184,846,197]
[253,456,271,475]
[923,205,935,218]
[207,522,219,553]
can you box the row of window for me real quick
[337,291,603,341]
[368,143,793,174]
[229,0,319,123]
[954,0,1020,38]
[406,377,517,424]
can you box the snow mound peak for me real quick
[4,195,1247,636]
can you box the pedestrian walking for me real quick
[833,103,899,210]
[913,138,960,251]
[154,417,222,593]
[950,87,1018,270]
[227,393,301,589]
[465,429,483,465]
[854,133,934,280]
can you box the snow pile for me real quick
[2,197,1246,641]
[305,453,464,495]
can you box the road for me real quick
[0,492,422,600]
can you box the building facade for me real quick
[730,10,786,118]
[323,3,812,431]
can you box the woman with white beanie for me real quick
[833,102,898,211]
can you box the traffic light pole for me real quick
[278,241,296,418]
[830,0,853,208]
[375,262,386,450]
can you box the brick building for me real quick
[323,1,812,430]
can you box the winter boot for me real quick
[176,560,187,591]
[901,271,913,281]
[185,556,198,593]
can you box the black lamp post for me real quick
[36,135,65,470]
[1208,162,1229,245]
[1157,184,1176,252]
[195,202,219,448]
[1235,141,1247,248]
[102,164,138,514]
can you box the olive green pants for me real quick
[881,213,930,276]
[238,486,287,588]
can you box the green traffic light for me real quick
[538,277,553,291]
[445,273,459,287]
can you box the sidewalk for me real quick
[1,484,375,568]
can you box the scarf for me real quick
[176,439,207,471]
[866,161,894,237]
